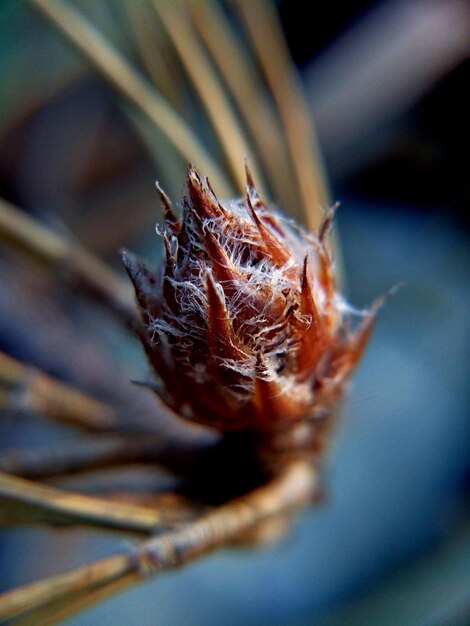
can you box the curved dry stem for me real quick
[236,0,329,230]
[0,351,118,432]
[153,1,266,195]
[0,197,135,323]
[28,0,233,198]
[0,460,316,624]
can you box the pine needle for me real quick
[28,0,233,198]
[152,1,266,195]
[121,0,181,106]
[0,432,205,481]
[0,351,118,432]
[188,0,297,212]
[0,197,135,323]
[0,471,167,533]
[236,0,330,230]
[0,461,316,623]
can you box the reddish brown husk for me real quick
[123,166,375,458]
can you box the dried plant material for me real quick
[0,471,166,533]
[124,166,375,465]
[0,198,134,323]
[29,0,232,198]
[188,0,296,212]
[0,2,377,623]
[154,1,266,194]
[236,0,329,229]
[0,432,216,484]
[0,351,117,432]
[0,460,315,624]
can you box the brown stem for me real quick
[0,461,316,623]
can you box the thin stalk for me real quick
[12,575,137,626]
[0,471,166,533]
[0,432,207,480]
[0,460,316,623]
[0,554,130,623]
[122,0,181,106]
[0,198,135,323]
[0,351,118,432]
[28,0,232,198]
[236,0,329,230]
[188,0,297,212]
[0,437,156,479]
[153,1,265,195]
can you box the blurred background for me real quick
[0,0,469,624]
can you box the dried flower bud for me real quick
[123,166,375,439]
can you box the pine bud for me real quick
[123,166,375,440]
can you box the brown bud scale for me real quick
[124,166,376,441]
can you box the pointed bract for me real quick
[156,181,180,235]
[246,192,291,268]
[121,249,160,321]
